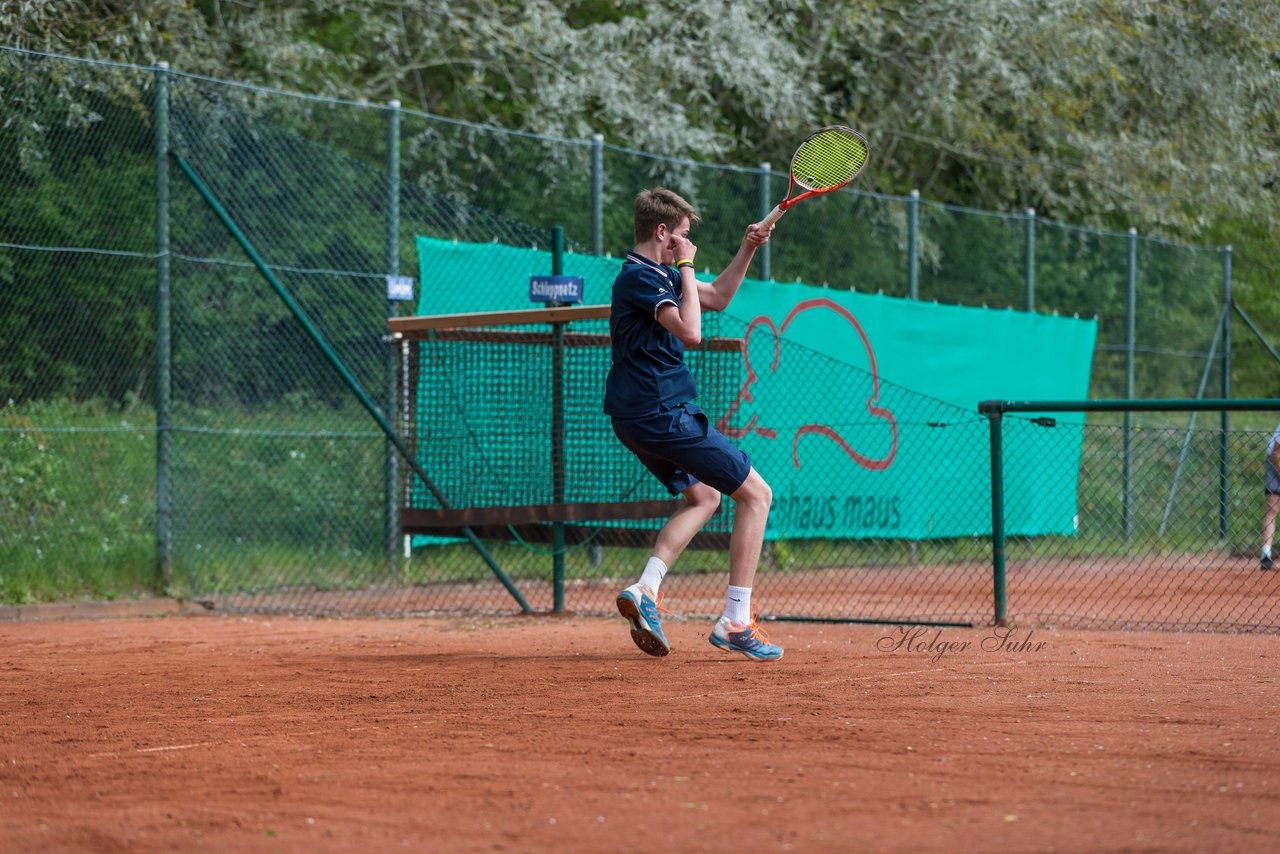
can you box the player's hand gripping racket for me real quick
[757,126,870,229]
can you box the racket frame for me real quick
[759,126,869,229]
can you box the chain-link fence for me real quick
[366,304,999,624]
[4,46,1265,632]
[984,401,1280,632]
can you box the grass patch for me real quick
[1,399,157,603]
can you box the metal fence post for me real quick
[982,402,1008,627]
[1221,245,1233,538]
[551,225,567,612]
[591,134,604,256]
[908,189,920,300]
[906,188,921,566]
[1124,227,1137,542]
[154,61,173,591]
[1024,208,1036,312]
[385,99,402,573]
[759,162,772,280]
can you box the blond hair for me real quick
[634,187,700,244]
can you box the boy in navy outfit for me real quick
[607,187,782,661]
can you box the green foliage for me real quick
[0,400,157,603]
[172,395,383,550]
[0,81,156,403]
[0,413,59,520]
[1210,219,1280,399]
[812,0,1280,237]
[5,1,1277,242]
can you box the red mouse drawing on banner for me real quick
[718,297,898,471]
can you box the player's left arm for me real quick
[698,224,772,312]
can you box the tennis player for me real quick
[608,187,782,661]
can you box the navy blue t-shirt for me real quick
[603,251,698,418]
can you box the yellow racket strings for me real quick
[790,128,868,191]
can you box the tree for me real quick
[4,0,1278,396]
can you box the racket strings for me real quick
[790,129,868,191]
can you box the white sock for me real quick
[639,556,668,593]
[1265,545,1273,559]
[724,585,752,625]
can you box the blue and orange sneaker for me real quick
[616,583,670,657]
[709,615,783,661]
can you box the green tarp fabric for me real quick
[414,237,1096,539]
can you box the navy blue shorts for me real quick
[611,402,752,497]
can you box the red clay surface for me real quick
[3,612,1280,852]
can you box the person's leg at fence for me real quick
[1262,495,1277,568]
[1263,424,1280,571]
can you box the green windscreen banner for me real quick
[414,237,1097,540]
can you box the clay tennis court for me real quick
[4,608,1280,851]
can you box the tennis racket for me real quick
[757,126,870,229]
